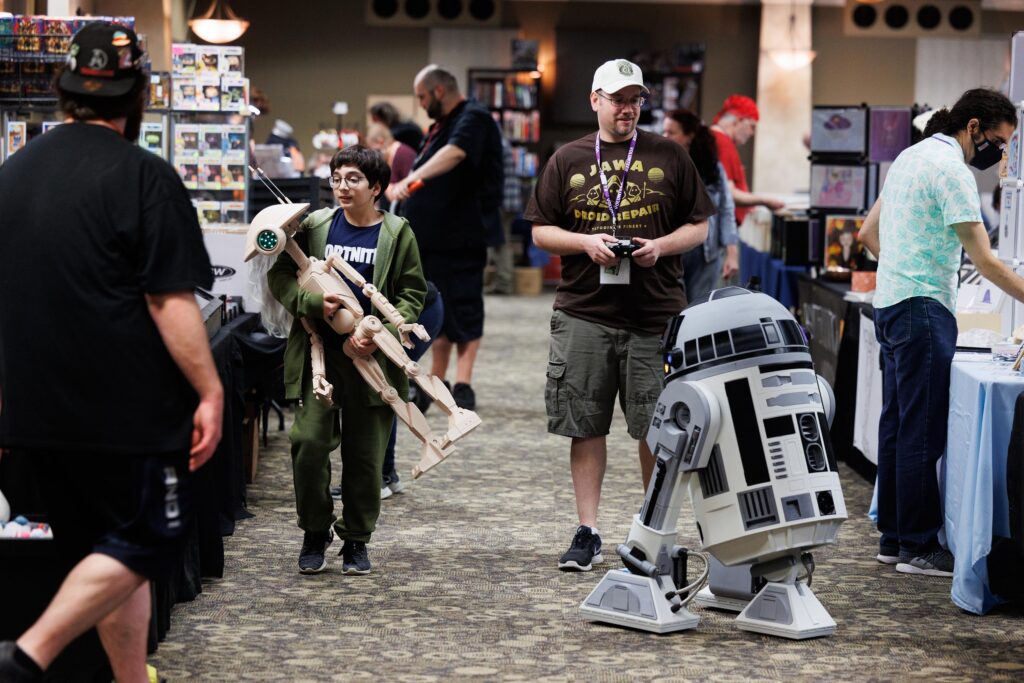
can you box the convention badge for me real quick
[600,258,630,285]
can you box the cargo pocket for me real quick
[545,360,567,417]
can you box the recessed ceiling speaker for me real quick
[373,0,399,18]
[844,0,980,38]
[367,0,501,25]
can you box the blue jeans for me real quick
[680,247,722,305]
[874,296,957,556]
[382,290,445,475]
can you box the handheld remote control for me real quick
[609,239,640,258]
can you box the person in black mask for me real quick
[858,88,1021,579]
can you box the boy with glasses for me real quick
[268,145,427,576]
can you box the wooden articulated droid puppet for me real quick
[242,173,481,479]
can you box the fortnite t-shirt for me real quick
[524,130,715,332]
[325,211,381,315]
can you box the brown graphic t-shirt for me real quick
[524,130,715,333]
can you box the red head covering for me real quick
[714,95,760,124]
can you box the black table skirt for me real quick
[0,312,274,679]
[796,274,877,483]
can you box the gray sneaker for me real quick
[896,549,954,577]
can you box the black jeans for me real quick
[874,296,957,556]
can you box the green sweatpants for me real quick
[290,357,394,543]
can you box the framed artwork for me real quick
[5,121,26,160]
[868,107,911,163]
[811,106,867,155]
[810,164,867,211]
[824,215,865,272]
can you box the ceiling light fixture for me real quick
[189,0,250,44]
[767,6,816,72]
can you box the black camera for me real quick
[608,239,640,258]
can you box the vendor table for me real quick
[739,241,806,310]
[944,355,1024,615]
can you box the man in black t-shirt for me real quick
[0,23,222,682]
[388,65,503,412]
[524,59,713,572]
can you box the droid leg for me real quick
[580,380,721,633]
[300,318,334,406]
[734,553,836,640]
[346,316,481,479]
[693,557,762,613]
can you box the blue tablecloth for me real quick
[944,356,1024,615]
[739,241,806,309]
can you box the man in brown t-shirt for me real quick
[524,58,714,571]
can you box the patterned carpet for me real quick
[151,293,1024,681]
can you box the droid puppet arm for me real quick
[245,201,481,479]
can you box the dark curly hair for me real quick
[665,108,721,189]
[923,88,1017,138]
[330,145,391,200]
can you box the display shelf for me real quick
[167,43,251,226]
[468,67,541,210]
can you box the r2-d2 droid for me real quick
[580,287,847,639]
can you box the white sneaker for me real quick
[380,484,393,500]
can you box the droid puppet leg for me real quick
[579,381,719,633]
[345,315,482,479]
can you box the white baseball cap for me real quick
[591,59,649,95]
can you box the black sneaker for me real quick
[0,642,43,683]
[298,529,333,574]
[411,384,433,414]
[340,540,372,575]
[452,383,476,410]
[558,525,603,571]
[897,549,954,577]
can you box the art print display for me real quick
[148,72,170,110]
[824,215,865,271]
[811,107,867,155]
[868,107,911,163]
[810,164,867,211]
[5,121,26,159]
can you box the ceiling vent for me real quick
[844,0,981,38]
[366,0,501,27]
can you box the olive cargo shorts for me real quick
[545,309,663,440]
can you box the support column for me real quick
[752,0,814,196]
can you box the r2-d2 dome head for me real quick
[649,287,847,567]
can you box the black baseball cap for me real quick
[58,21,145,97]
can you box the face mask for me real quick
[969,134,1003,170]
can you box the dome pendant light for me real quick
[189,0,250,44]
